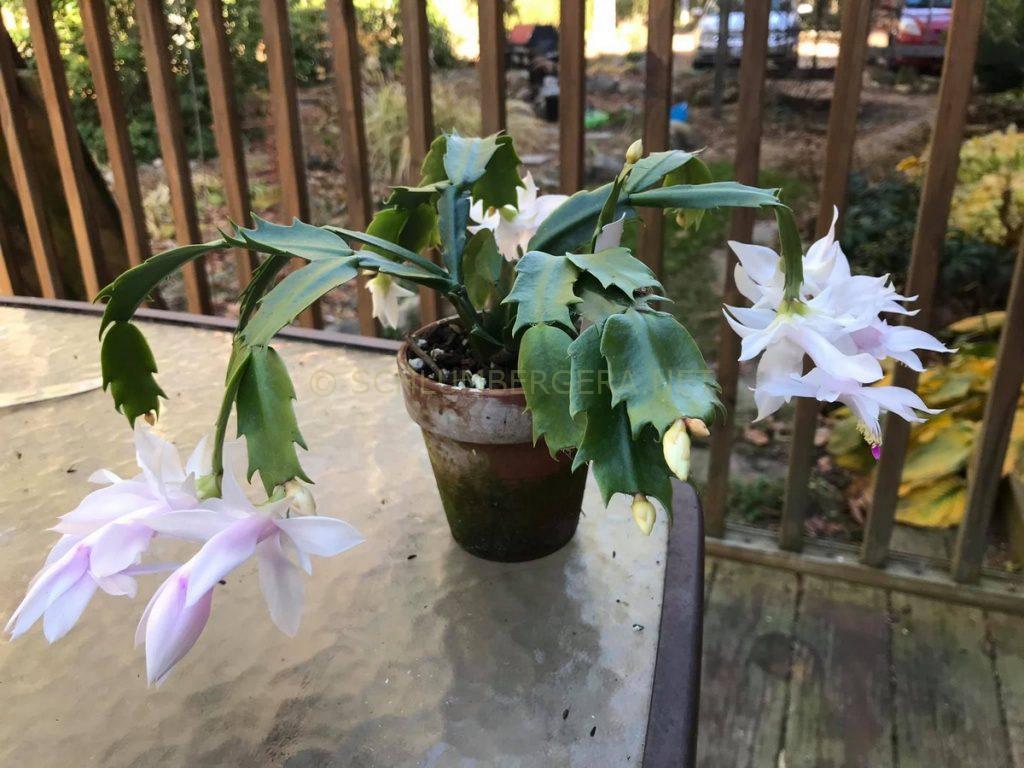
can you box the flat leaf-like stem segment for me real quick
[600,309,719,438]
[242,257,360,347]
[567,248,664,295]
[528,184,630,256]
[503,252,581,334]
[100,321,167,425]
[622,150,695,194]
[97,240,223,332]
[462,229,502,308]
[235,345,310,495]
[627,181,781,211]
[519,324,583,456]
[237,216,355,261]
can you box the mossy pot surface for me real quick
[397,322,587,562]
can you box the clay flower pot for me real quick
[397,322,587,562]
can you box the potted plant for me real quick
[5,135,949,684]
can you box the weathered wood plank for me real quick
[952,241,1024,582]
[0,25,62,297]
[399,0,439,325]
[22,0,106,297]
[135,0,212,314]
[864,0,987,567]
[698,559,797,767]
[558,0,585,193]
[637,0,677,279]
[703,0,770,537]
[80,0,150,270]
[890,592,1007,767]
[326,0,376,336]
[783,577,893,768]
[988,610,1024,768]
[478,0,507,135]
[196,0,255,287]
[260,0,320,328]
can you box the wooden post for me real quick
[196,0,255,287]
[400,0,439,325]
[951,244,1024,582]
[703,0,770,538]
[80,0,150,270]
[712,0,731,118]
[478,0,507,135]
[778,0,873,552]
[559,0,586,193]
[135,0,212,314]
[260,0,321,328]
[0,25,62,298]
[638,0,677,280]
[326,0,377,337]
[23,0,106,297]
[863,0,987,568]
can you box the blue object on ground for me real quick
[670,101,689,122]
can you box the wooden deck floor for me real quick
[698,558,1024,768]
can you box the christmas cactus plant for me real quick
[6,134,949,683]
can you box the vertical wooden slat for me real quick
[559,0,585,193]
[23,0,106,297]
[637,0,677,279]
[326,0,376,337]
[779,0,873,552]
[951,244,1024,582]
[260,0,320,328]
[703,0,770,538]
[478,0,507,135]
[135,0,212,314]
[400,0,438,325]
[196,0,255,287]
[0,25,62,297]
[863,0,987,568]
[80,0,150,269]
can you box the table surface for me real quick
[0,305,680,768]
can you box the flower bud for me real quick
[284,479,316,517]
[684,417,710,439]
[662,418,692,481]
[631,493,656,536]
[625,139,644,165]
[195,474,219,500]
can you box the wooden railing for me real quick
[1,0,1022,601]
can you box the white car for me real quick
[694,0,801,72]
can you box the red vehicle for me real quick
[890,0,952,72]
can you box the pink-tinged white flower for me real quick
[723,206,951,448]
[595,214,626,251]
[5,425,206,642]
[365,272,415,329]
[138,471,363,685]
[759,368,941,454]
[469,172,568,261]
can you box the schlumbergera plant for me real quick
[6,133,948,684]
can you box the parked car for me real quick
[889,0,951,72]
[694,0,801,72]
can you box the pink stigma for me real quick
[871,444,882,460]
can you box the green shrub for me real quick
[977,0,1024,93]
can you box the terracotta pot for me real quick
[397,321,587,562]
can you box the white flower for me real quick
[723,206,951,449]
[469,172,568,261]
[759,368,940,452]
[366,273,415,329]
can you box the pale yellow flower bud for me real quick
[284,479,317,516]
[684,417,710,439]
[625,139,644,165]
[631,493,656,536]
[662,418,692,481]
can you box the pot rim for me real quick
[396,316,526,401]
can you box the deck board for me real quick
[782,576,894,768]
[889,593,1006,768]
[697,560,798,768]
[989,611,1024,768]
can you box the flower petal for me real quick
[274,516,365,558]
[183,516,270,607]
[144,571,213,685]
[88,521,153,578]
[42,573,98,643]
[6,546,90,639]
[257,535,304,636]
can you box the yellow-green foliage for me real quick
[900,126,1024,249]
[828,313,1024,528]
